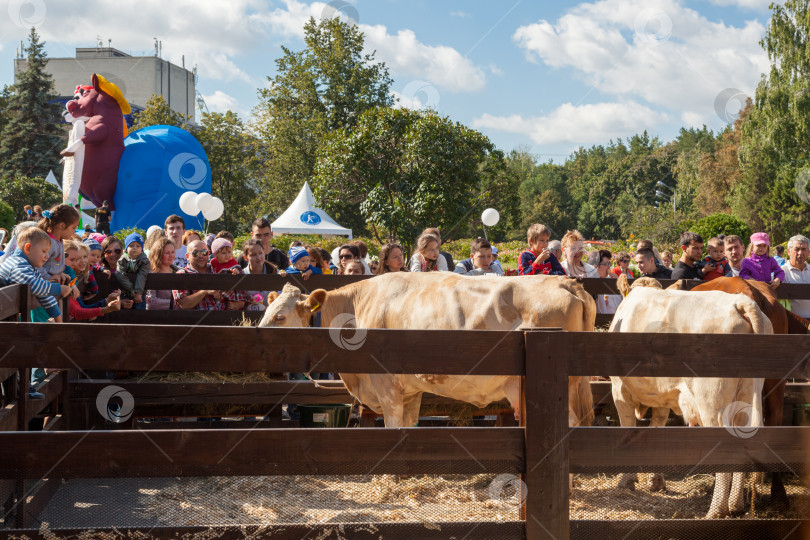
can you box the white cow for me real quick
[610,276,771,518]
[259,272,596,429]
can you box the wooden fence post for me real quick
[524,330,569,540]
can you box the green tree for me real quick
[0,200,14,231]
[194,111,260,233]
[691,213,752,241]
[131,94,190,132]
[0,28,64,178]
[0,174,61,221]
[312,107,496,247]
[253,17,393,228]
[739,0,810,241]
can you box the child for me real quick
[210,238,241,274]
[611,251,633,278]
[454,237,504,276]
[518,223,565,276]
[83,237,103,270]
[242,239,279,310]
[285,246,322,280]
[0,227,71,322]
[116,233,150,309]
[740,232,785,289]
[409,233,448,272]
[342,258,365,275]
[701,237,732,281]
[35,205,81,322]
[65,240,99,300]
[63,252,121,321]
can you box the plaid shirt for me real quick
[172,264,249,310]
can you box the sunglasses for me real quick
[192,249,210,257]
[339,254,354,260]
[104,248,122,255]
[620,259,630,263]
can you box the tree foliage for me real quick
[691,213,752,242]
[0,28,63,179]
[312,107,501,246]
[0,174,61,222]
[0,200,15,232]
[130,94,191,132]
[252,17,393,228]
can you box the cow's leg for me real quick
[762,378,789,508]
[647,407,670,492]
[728,472,746,516]
[612,383,640,490]
[707,472,733,518]
[401,393,422,427]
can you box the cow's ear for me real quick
[305,289,327,312]
[91,73,101,93]
[267,291,279,303]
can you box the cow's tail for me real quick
[736,377,764,431]
[566,277,596,331]
[736,298,775,335]
[574,376,595,427]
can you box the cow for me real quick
[677,277,810,508]
[258,272,596,429]
[610,275,772,518]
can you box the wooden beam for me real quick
[26,371,64,425]
[0,427,524,479]
[0,522,526,539]
[1,324,527,375]
[98,310,264,325]
[569,426,810,472]
[524,331,569,539]
[0,284,22,321]
[569,332,810,378]
[571,519,810,539]
[144,272,367,292]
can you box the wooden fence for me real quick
[2,280,810,538]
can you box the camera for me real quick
[693,260,707,269]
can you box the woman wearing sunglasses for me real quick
[90,236,134,308]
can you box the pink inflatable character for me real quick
[61,73,131,211]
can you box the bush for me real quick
[691,213,752,243]
[113,227,147,247]
[0,200,14,232]
[0,174,61,223]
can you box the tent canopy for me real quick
[271,182,352,238]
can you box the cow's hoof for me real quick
[728,504,746,517]
[705,509,727,519]
[648,474,666,492]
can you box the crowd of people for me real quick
[1,205,808,323]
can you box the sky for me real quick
[0,0,776,163]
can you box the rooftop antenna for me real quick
[154,38,159,57]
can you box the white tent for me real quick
[271,182,352,238]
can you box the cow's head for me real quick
[258,283,327,327]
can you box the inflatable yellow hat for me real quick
[92,73,131,115]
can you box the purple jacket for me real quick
[739,254,785,282]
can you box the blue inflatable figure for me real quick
[112,125,211,233]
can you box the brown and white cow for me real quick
[259,272,596,429]
[610,275,772,518]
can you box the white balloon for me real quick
[481,208,500,227]
[179,191,199,215]
[195,192,214,213]
[202,197,224,221]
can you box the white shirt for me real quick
[174,244,188,269]
[730,265,741,277]
[781,261,810,318]
[560,260,599,278]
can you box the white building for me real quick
[14,46,196,122]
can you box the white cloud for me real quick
[512,0,769,127]
[708,0,772,9]
[450,11,472,18]
[260,0,487,92]
[391,90,424,109]
[202,90,238,113]
[473,101,667,146]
